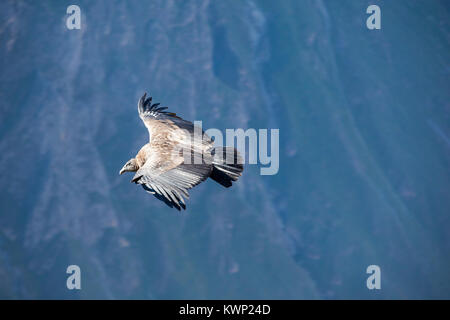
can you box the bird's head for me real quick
[119,158,138,175]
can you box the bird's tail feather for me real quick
[210,147,243,188]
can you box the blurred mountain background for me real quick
[0,0,449,299]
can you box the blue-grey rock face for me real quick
[0,0,449,299]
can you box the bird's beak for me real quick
[119,167,125,175]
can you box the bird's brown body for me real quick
[119,93,243,210]
[135,145,149,168]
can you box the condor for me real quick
[119,93,243,210]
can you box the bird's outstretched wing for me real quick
[132,160,212,210]
[138,92,197,141]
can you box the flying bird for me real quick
[119,93,243,210]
